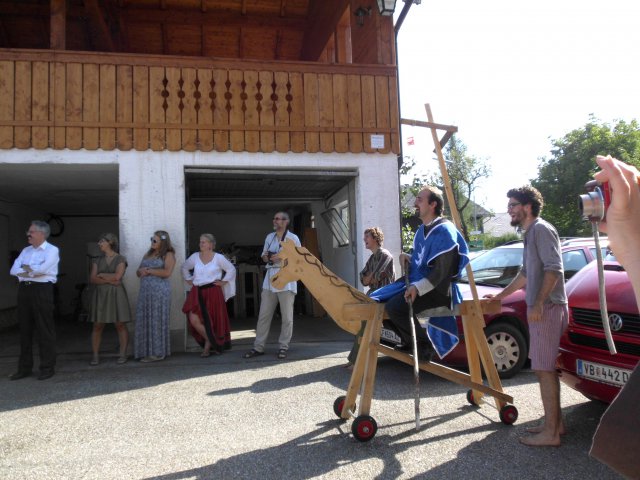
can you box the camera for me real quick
[266,251,277,266]
[579,180,611,222]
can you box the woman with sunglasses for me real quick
[181,233,236,356]
[134,231,176,362]
[88,233,131,366]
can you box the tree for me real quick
[399,135,492,248]
[532,117,640,236]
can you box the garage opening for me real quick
[184,167,359,338]
[0,163,119,333]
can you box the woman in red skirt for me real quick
[181,233,236,356]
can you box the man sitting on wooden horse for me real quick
[371,185,469,361]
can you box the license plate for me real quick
[380,327,402,345]
[576,359,632,387]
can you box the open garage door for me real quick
[184,167,359,321]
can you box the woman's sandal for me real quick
[243,349,264,359]
[277,349,287,360]
[90,356,99,366]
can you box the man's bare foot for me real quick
[519,432,561,447]
[526,424,566,435]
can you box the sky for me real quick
[395,0,640,212]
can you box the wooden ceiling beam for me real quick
[83,0,116,51]
[119,8,306,29]
[300,0,349,61]
[50,0,66,50]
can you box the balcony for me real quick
[0,49,399,154]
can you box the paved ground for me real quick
[0,316,623,480]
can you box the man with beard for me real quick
[488,186,567,447]
[373,186,469,361]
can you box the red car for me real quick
[557,254,640,403]
[382,238,609,379]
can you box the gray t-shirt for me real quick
[521,218,567,306]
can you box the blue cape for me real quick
[370,220,469,359]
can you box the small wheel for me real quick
[466,389,479,406]
[333,396,346,418]
[499,404,519,425]
[352,415,378,442]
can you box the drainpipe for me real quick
[393,0,417,250]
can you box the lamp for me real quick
[354,6,372,26]
[376,0,397,16]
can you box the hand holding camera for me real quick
[590,155,640,294]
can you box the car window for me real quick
[563,250,588,281]
[460,246,523,287]
[589,247,610,259]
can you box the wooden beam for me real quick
[400,118,458,133]
[83,0,116,52]
[300,0,350,61]
[50,0,66,50]
[280,0,287,17]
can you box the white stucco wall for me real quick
[1,148,401,350]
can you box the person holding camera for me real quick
[486,186,567,447]
[243,211,301,360]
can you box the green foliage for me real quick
[481,232,520,249]
[532,117,640,236]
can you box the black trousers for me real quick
[17,282,57,374]
[384,287,451,349]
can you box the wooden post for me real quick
[50,0,66,50]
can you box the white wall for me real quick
[1,149,401,350]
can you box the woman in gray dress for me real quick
[89,233,131,366]
[134,230,176,362]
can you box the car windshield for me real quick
[459,246,523,287]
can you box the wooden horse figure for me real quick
[272,239,518,442]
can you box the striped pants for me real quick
[528,302,568,371]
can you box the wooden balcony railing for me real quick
[0,49,399,154]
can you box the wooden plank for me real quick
[65,62,83,150]
[31,61,49,149]
[83,63,100,150]
[132,65,149,151]
[116,64,133,150]
[14,61,31,148]
[374,75,390,153]
[52,62,66,148]
[288,71,304,153]
[0,60,14,148]
[211,68,228,152]
[380,345,513,404]
[180,67,197,151]
[318,73,334,153]
[259,70,275,152]
[243,70,260,153]
[149,66,166,151]
[360,75,375,153]
[99,64,116,150]
[196,68,213,152]
[347,74,363,153]
[332,73,348,153]
[228,69,244,152]
[164,66,181,151]
[273,71,289,153]
[388,74,400,154]
[303,72,319,153]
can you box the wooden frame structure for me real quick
[272,237,518,442]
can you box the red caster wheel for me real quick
[333,395,355,419]
[466,389,479,406]
[352,415,378,442]
[499,404,518,425]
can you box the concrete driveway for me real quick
[0,317,623,480]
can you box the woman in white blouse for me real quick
[181,233,236,356]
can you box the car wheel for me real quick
[484,322,527,379]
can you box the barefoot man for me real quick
[487,186,568,447]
